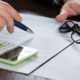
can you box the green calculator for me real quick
[0,40,38,66]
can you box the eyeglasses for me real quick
[59,20,80,44]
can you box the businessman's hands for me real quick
[0,0,80,32]
[56,0,80,22]
[0,1,22,33]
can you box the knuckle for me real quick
[5,12,13,20]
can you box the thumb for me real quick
[55,9,69,22]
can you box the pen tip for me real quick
[27,29,34,33]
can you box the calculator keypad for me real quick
[0,40,18,55]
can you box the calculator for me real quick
[0,40,38,66]
[0,40,18,55]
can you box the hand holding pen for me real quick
[0,1,22,33]
[0,1,33,34]
[0,1,33,33]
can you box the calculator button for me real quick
[0,40,18,55]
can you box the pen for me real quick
[14,20,34,33]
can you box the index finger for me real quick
[56,9,69,22]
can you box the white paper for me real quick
[0,21,33,45]
[0,13,73,74]
[33,40,80,80]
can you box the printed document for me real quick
[0,21,33,45]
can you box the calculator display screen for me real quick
[0,47,23,61]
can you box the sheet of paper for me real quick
[0,13,74,74]
[0,22,33,45]
[33,41,80,80]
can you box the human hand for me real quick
[0,1,22,33]
[56,0,80,22]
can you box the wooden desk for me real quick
[0,69,53,80]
